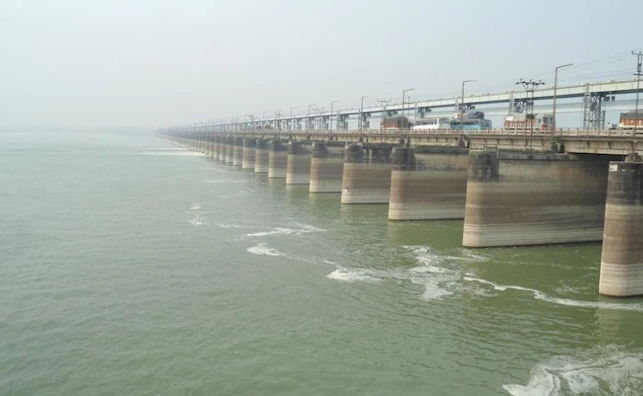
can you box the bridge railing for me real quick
[210,128,642,138]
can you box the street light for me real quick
[307,103,317,131]
[460,80,476,129]
[290,107,297,132]
[330,100,340,133]
[402,88,414,128]
[552,64,573,138]
[359,96,368,132]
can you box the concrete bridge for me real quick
[161,129,643,298]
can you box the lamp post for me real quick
[402,88,414,129]
[460,80,476,129]
[330,100,340,133]
[552,64,573,138]
[307,103,317,132]
[290,107,297,132]
[359,96,368,132]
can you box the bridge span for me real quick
[159,127,643,298]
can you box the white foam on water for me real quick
[327,267,380,283]
[325,246,462,300]
[190,203,201,210]
[216,223,255,229]
[463,276,643,313]
[504,347,643,396]
[189,214,205,226]
[245,225,327,238]
[246,243,285,257]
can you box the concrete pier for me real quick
[233,137,244,167]
[463,151,610,247]
[212,136,220,160]
[255,139,270,173]
[389,147,469,220]
[218,136,227,163]
[242,138,256,170]
[310,141,345,193]
[225,136,234,164]
[268,139,288,178]
[599,161,643,297]
[341,143,393,204]
[286,141,312,185]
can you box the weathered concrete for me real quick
[255,139,270,173]
[268,140,288,178]
[310,141,344,193]
[225,136,234,164]
[286,141,312,185]
[389,146,469,220]
[218,137,227,162]
[599,161,643,297]
[232,137,244,166]
[341,143,393,204]
[463,151,610,247]
[212,136,220,160]
[242,138,256,170]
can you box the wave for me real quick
[189,214,205,226]
[219,191,248,199]
[247,243,285,257]
[326,246,462,300]
[190,203,201,210]
[504,346,643,395]
[327,267,380,283]
[463,276,643,312]
[245,225,327,238]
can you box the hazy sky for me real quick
[1,0,642,128]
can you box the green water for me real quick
[1,130,642,396]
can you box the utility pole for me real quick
[307,103,317,132]
[632,50,643,162]
[289,107,297,132]
[516,79,546,149]
[377,98,391,140]
[460,80,476,130]
[402,88,414,130]
[552,64,573,140]
[330,101,340,133]
[359,96,368,133]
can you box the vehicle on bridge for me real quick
[412,117,452,131]
[381,115,411,130]
[619,111,643,129]
[451,111,492,131]
[504,113,553,131]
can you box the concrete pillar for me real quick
[212,136,220,160]
[310,141,345,193]
[463,151,609,247]
[388,147,469,220]
[599,161,643,297]
[242,138,256,170]
[286,141,312,185]
[232,137,244,166]
[225,136,234,164]
[255,138,270,173]
[268,139,288,178]
[341,143,393,204]
[218,136,227,163]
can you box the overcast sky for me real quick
[1,0,642,129]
